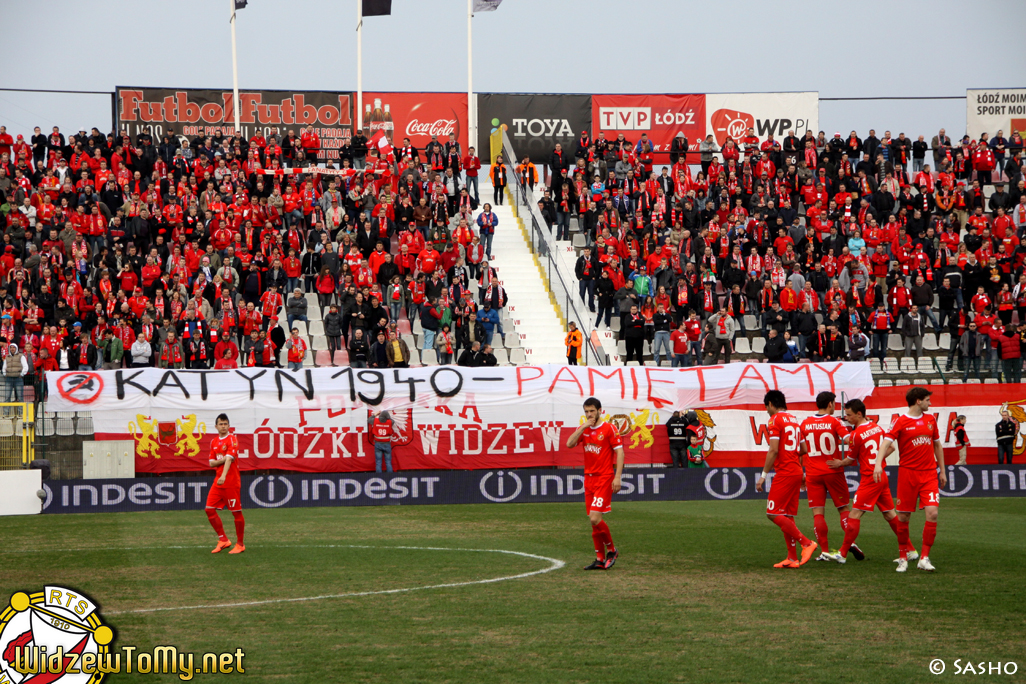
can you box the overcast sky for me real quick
[1,0,1022,139]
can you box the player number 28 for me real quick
[590,496,604,508]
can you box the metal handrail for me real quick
[500,132,608,366]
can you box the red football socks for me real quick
[591,525,605,561]
[813,513,829,552]
[896,519,910,560]
[839,508,850,531]
[887,516,917,555]
[596,520,615,553]
[922,520,936,558]
[206,508,228,542]
[840,517,861,557]
[233,511,246,546]
[772,516,807,560]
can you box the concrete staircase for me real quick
[478,176,567,365]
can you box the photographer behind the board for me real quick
[666,411,690,468]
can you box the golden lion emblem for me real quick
[175,414,207,458]
[580,409,661,449]
[128,414,161,459]
[128,414,206,458]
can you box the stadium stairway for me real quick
[480,176,567,365]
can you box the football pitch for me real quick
[4,499,1024,683]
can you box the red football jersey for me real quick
[884,413,940,471]
[766,411,803,477]
[800,414,849,476]
[849,421,886,479]
[580,422,623,476]
[210,433,241,489]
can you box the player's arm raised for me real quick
[757,437,778,492]
[566,416,594,448]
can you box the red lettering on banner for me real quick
[548,366,584,395]
[679,365,717,402]
[239,93,262,124]
[730,364,769,399]
[770,364,813,395]
[629,367,640,401]
[221,92,235,124]
[587,367,626,398]
[813,362,844,394]
[120,90,144,122]
[459,404,482,423]
[516,366,544,396]
[257,102,281,124]
[435,404,454,416]
[162,96,177,123]
[337,95,352,125]
[645,368,675,408]
[295,94,318,125]
[281,98,295,125]
[750,416,770,445]
[176,92,200,123]
[200,102,224,124]
[944,411,959,442]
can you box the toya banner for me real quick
[116,87,354,157]
[39,465,1026,514]
[966,88,1026,140]
[592,92,818,159]
[46,364,872,474]
[362,92,468,153]
[478,93,592,164]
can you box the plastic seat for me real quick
[312,336,329,350]
[412,319,423,335]
[617,340,627,356]
[895,379,911,386]
[966,378,981,384]
[305,292,319,308]
[938,332,951,348]
[743,315,758,329]
[421,349,438,365]
[75,417,94,435]
[333,350,349,366]
[610,317,621,332]
[887,334,903,351]
[308,320,325,336]
[493,348,510,365]
[947,378,963,384]
[984,378,999,384]
[491,335,504,350]
[509,348,527,365]
[0,420,14,438]
[917,357,935,374]
[504,333,521,349]
[869,358,883,373]
[572,234,587,251]
[922,335,939,351]
[315,350,332,367]
[752,337,766,354]
[55,418,75,436]
[397,319,412,334]
[878,379,893,386]
[885,359,903,375]
[899,358,916,373]
[39,418,55,436]
[302,355,315,367]
[307,306,322,321]
[734,337,751,354]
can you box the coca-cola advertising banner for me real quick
[362,92,468,154]
[46,363,873,474]
[477,93,593,164]
[592,92,818,158]
[115,86,355,159]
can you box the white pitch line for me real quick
[37,544,567,615]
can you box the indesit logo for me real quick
[249,475,294,508]
[0,586,114,684]
[479,471,523,503]
[942,466,974,497]
[703,468,748,500]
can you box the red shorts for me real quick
[806,471,851,509]
[896,468,940,513]
[584,473,613,514]
[206,485,242,511]
[766,473,802,517]
[852,476,895,513]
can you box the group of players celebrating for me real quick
[569,387,945,572]
[201,389,945,574]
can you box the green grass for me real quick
[2,499,1025,683]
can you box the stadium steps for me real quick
[479,176,567,364]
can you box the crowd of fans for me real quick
[0,121,516,406]
[556,126,1026,380]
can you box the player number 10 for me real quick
[805,432,837,458]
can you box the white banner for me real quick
[966,88,1026,139]
[705,92,819,145]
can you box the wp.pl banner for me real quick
[46,363,871,473]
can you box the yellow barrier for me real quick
[0,402,34,469]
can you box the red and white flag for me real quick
[368,130,394,161]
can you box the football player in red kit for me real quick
[756,390,818,568]
[830,398,917,564]
[800,391,862,562]
[206,413,246,554]
[566,397,625,570]
[875,387,945,572]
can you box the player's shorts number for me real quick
[229,499,237,507]
[591,496,604,508]
[926,492,939,504]
[767,500,776,510]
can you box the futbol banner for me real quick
[477,93,593,164]
[45,363,871,474]
[361,92,468,155]
[592,92,818,157]
[116,87,355,158]
[966,88,1026,140]
[38,464,1026,514]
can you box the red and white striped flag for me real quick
[368,130,394,161]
